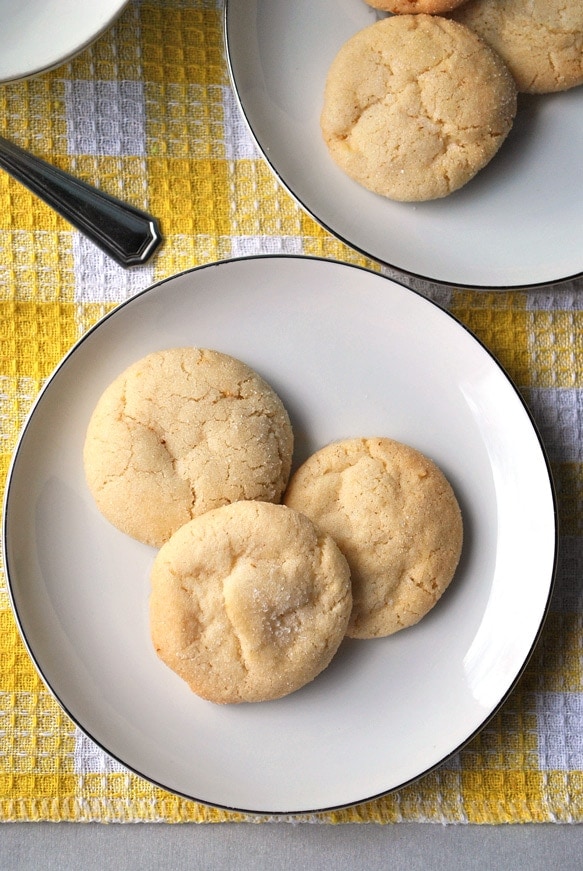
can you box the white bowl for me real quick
[0,0,129,82]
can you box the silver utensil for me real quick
[0,134,162,267]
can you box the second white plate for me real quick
[225,1,583,289]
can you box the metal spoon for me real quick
[0,134,162,267]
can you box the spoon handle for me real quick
[0,135,162,268]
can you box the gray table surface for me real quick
[2,821,583,870]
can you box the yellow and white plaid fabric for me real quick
[1,0,582,823]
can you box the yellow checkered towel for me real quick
[1,0,582,823]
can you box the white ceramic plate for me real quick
[3,257,557,814]
[224,1,583,290]
[0,0,129,83]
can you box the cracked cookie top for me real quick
[83,347,294,547]
[320,14,517,201]
[284,437,463,639]
[149,501,352,704]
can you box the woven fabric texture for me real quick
[1,0,582,824]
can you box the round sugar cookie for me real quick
[149,501,352,704]
[450,0,583,93]
[364,0,469,14]
[320,15,517,202]
[284,438,463,639]
[83,348,293,548]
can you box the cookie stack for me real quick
[320,1,583,201]
[84,348,462,704]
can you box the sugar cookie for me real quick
[83,348,293,547]
[364,0,468,14]
[320,14,517,201]
[284,437,463,639]
[149,501,352,704]
[450,0,583,94]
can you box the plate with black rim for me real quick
[2,256,557,814]
[224,0,583,290]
